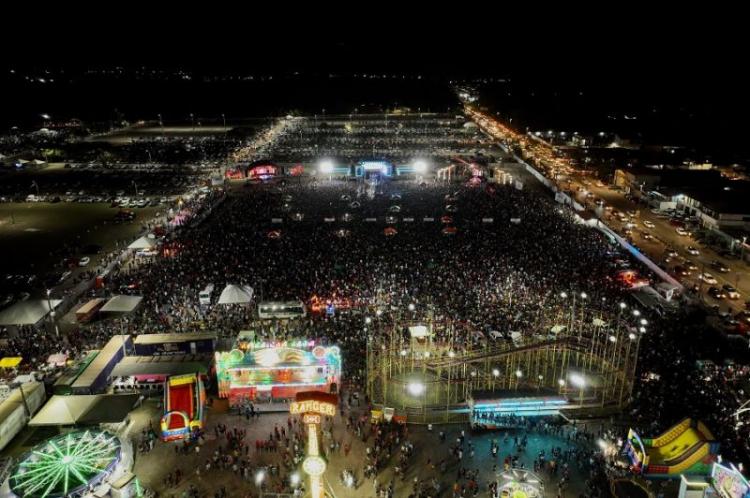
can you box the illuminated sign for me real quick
[302,456,326,477]
[303,414,321,425]
[246,340,315,350]
[290,400,336,416]
[362,161,389,171]
[712,463,750,498]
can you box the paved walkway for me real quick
[127,391,600,498]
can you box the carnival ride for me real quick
[498,468,544,498]
[624,418,719,477]
[8,430,121,498]
[215,338,341,405]
[366,301,643,423]
[160,373,206,441]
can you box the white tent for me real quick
[29,394,139,426]
[0,299,62,326]
[218,284,254,305]
[128,236,156,250]
[408,325,430,339]
[29,395,96,425]
[100,295,143,313]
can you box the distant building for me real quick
[613,167,663,193]
[615,166,750,250]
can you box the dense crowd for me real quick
[4,113,750,497]
[269,118,486,163]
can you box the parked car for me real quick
[1,294,14,308]
[673,266,690,277]
[686,246,700,256]
[676,227,689,236]
[699,273,718,285]
[708,287,726,299]
[78,256,91,267]
[711,260,730,273]
[684,260,699,271]
[723,284,741,300]
[642,220,655,228]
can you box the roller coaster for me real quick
[366,303,642,423]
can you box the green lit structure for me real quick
[9,430,121,498]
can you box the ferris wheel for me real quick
[9,430,121,498]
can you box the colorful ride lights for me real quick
[318,159,334,174]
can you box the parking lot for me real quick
[0,202,160,299]
[568,174,750,322]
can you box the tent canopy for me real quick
[128,236,156,249]
[0,357,23,368]
[29,394,139,426]
[408,325,431,338]
[218,284,254,304]
[100,295,143,313]
[0,299,62,326]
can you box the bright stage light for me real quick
[255,470,266,485]
[569,373,585,388]
[365,317,372,325]
[408,303,415,311]
[515,370,523,378]
[291,472,300,486]
[492,368,500,377]
[318,159,334,174]
[303,456,326,477]
[413,159,428,173]
[407,382,425,396]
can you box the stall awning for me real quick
[0,357,23,368]
[0,299,62,326]
[100,295,143,313]
[218,284,253,304]
[128,236,156,250]
[29,394,139,426]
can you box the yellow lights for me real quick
[302,456,327,477]
[303,414,321,425]
[254,348,281,367]
[289,400,336,416]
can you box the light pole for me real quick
[221,113,226,129]
[571,373,585,406]
[46,289,59,337]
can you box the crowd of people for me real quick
[268,116,487,163]
[4,113,750,496]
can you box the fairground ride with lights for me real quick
[215,333,341,406]
[160,373,206,441]
[366,299,643,424]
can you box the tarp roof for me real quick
[29,394,138,426]
[127,236,156,249]
[100,295,143,313]
[133,332,216,345]
[408,325,430,338]
[0,357,23,368]
[218,284,253,304]
[0,299,62,326]
[111,359,208,378]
